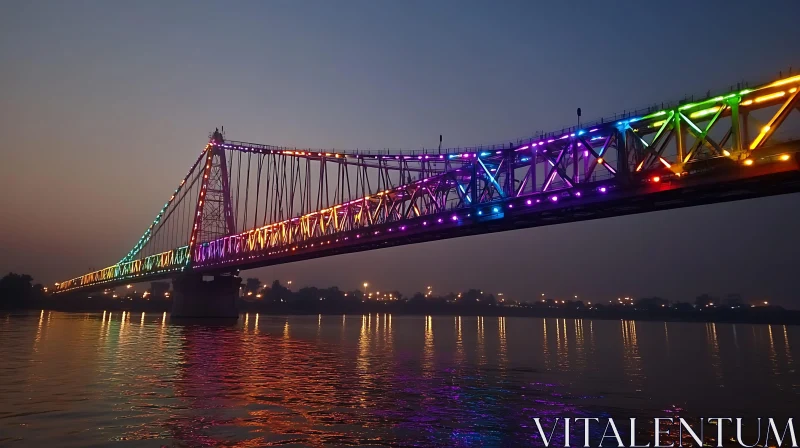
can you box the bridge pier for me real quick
[171,273,240,319]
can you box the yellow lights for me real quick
[754,91,785,103]
[247,291,253,296]
[750,125,772,150]
[743,159,754,166]
[722,150,731,157]
[126,284,132,289]
[164,292,170,298]
[767,74,800,88]
[596,157,604,165]
[650,120,666,128]
[652,176,660,183]
[659,157,672,169]
[791,88,798,93]
[780,154,791,161]
[689,106,721,119]
[741,99,753,106]
[363,282,368,288]
[764,301,769,305]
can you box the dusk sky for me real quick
[2,1,799,306]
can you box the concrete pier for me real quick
[171,273,240,319]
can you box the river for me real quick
[0,311,798,446]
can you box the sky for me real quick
[1,0,800,306]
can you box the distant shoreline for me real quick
[6,298,800,326]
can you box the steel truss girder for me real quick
[55,73,800,293]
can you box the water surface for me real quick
[0,311,798,446]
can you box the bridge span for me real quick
[54,73,800,316]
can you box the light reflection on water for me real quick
[1,311,799,447]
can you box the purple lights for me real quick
[600,187,607,193]
[526,199,532,205]
[437,218,443,223]
[451,215,458,221]
[550,196,558,202]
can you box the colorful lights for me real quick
[58,72,800,293]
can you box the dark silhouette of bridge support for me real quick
[171,273,240,319]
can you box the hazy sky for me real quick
[2,0,800,306]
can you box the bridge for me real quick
[54,73,800,316]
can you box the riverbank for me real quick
[6,297,800,325]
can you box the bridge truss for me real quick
[55,73,800,293]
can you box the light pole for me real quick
[363,282,368,298]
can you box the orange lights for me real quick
[652,176,660,183]
[743,159,754,166]
[780,154,791,161]
[596,157,604,165]
[754,91,786,103]
[767,74,800,88]
[741,99,753,106]
[658,157,672,169]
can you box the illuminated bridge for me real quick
[54,73,800,316]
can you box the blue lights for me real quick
[492,207,499,213]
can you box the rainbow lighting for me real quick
[54,72,800,293]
